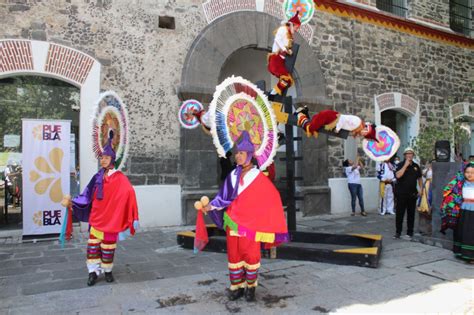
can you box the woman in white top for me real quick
[343,159,367,217]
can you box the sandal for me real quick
[361,212,367,216]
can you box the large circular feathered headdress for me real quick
[92,91,129,170]
[208,76,278,170]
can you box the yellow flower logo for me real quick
[29,148,64,203]
[33,211,42,226]
[32,125,43,140]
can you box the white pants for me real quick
[380,185,395,214]
[380,183,394,214]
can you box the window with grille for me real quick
[450,0,473,37]
[376,0,408,18]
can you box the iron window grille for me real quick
[450,0,473,37]
[376,0,408,18]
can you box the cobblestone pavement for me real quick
[0,212,473,314]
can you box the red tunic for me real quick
[90,171,139,234]
[226,172,288,238]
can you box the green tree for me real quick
[0,76,80,151]
[411,116,470,164]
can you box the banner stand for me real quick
[22,119,70,237]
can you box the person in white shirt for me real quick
[377,159,396,215]
[343,159,367,216]
[267,12,301,95]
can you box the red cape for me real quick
[90,171,139,234]
[227,172,287,235]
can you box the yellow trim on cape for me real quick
[255,232,275,243]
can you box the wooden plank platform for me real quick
[177,226,382,268]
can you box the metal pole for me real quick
[284,96,296,231]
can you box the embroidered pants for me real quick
[226,229,261,290]
[86,232,117,274]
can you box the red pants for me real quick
[226,229,261,290]
[86,233,117,273]
[268,53,294,95]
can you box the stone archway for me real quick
[178,11,330,108]
[0,39,101,188]
[178,12,332,222]
[375,92,420,151]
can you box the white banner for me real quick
[22,119,70,236]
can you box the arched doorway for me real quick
[375,92,420,156]
[0,40,101,188]
[381,109,409,156]
[0,76,80,228]
[179,11,332,222]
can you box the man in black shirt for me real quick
[394,147,422,240]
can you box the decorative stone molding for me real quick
[45,44,95,86]
[0,40,98,88]
[0,39,101,189]
[0,40,34,72]
[202,0,314,43]
[375,92,419,117]
[374,92,420,146]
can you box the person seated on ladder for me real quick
[267,11,301,96]
[295,108,378,141]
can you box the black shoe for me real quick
[393,233,401,239]
[245,287,256,302]
[227,288,245,301]
[295,106,310,118]
[105,272,114,283]
[87,272,98,286]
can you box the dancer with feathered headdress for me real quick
[68,130,139,286]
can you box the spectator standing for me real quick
[343,159,367,217]
[377,159,396,215]
[394,147,422,240]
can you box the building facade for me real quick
[1,0,473,225]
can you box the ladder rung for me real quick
[293,137,302,141]
[294,196,304,201]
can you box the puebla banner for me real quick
[22,119,70,236]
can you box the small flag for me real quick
[194,210,209,254]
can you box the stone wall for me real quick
[1,0,473,185]
[409,0,450,26]
[0,0,206,185]
[310,10,474,177]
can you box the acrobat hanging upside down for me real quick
[295,107,378,141]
